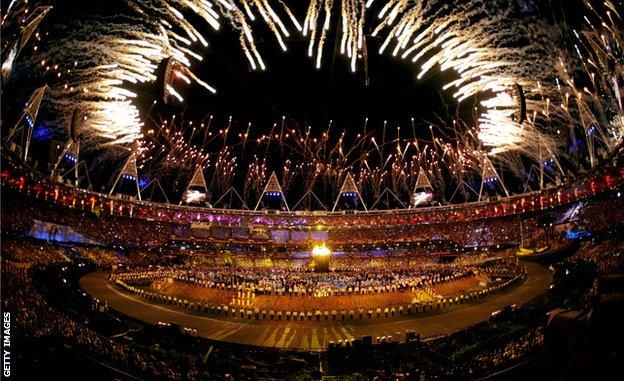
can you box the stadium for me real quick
[2,0,624,380]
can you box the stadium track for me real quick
[80,260,552,350]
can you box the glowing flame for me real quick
[311,244,331,257]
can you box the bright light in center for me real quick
[311,244,331,257]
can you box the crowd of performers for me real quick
[3,231,622,380]
[110,254,524,301]
[2,150,623,379]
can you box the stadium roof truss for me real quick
[109,150,141,200]
[254,171,289,211]
[478,156,509,202]
[292,189,329,211]
[5,85,47,160]
[413,168,434,192]
[140,178,170,204]
[185,165,208,192]
[51,138,80,184]
[333,172,367,212]
[370,187,407,210]
[214,187,249,210]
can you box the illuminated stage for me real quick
[80,260,551,350]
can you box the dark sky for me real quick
[139,0,582,139]
[1,0,591,203]
[2,0,585,142]
[172,20,462,133]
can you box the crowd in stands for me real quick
[4,183,575,261]
[2,225,622,379]
[470,326,544,370]
[4,151,622,251]
[73,246,123,268]
[2,149,622,380]
[1,241,321,380]
[2,184,548,249]
[2,260,193,379]
[1,240,70,264]
[327,234,623,380]
[575,239,624,276]
[1,188,179,247]
[576,192,624,234]
[326,215,541,248]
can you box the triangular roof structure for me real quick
[478,156,508,201]
[51,107,84,183]
[537,136,565,190]
[187,165,207,190]
[180,166,209,206]
[63,139,80,159]
[51,139,80,181]
[333,172,367,211]
[109,151,141,200]
[17,6,53,55]
[481,156,500,182]
[140,179,170,204]
[292,190,328,211]
[339,172,359,193]
[120,151,139,179]
[5,85,47,159]
[370,188,407,210]
[264,171,284,194]
[413,168,433,191]
[2,7,52,82]
[254,171,289,211]
[213,187,249,210]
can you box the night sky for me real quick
[1,0,594,205]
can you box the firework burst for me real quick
[3,0,622,207]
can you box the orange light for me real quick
[311,244,331,257]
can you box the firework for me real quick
[566,0,624,164]
[5,0,622,208]
[300,0,368,71]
